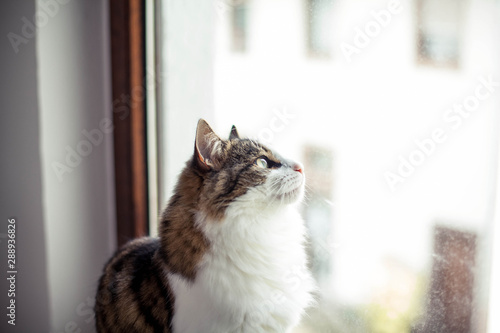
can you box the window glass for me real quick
[158,1,500,331]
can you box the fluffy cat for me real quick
[95,119,315,333]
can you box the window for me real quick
[152,0,500,332]
[307,0,335,57]
[416,0,465,68]
[417,226,477,332]
[231,0,248,52]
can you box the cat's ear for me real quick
[194,119,224,171]
[229,125,240,140]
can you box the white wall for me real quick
[0,1,50,331]
[36,0,116,332]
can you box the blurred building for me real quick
[204,0,500,331]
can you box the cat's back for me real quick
[95,237,174,333]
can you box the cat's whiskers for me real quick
[302,183,313,202]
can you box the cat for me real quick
[95,119,315,333]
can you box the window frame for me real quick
[109,0,149,246]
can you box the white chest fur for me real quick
[168,204,315,333]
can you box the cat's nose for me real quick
[292,162,303,174]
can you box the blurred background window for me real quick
[417,0,465,68]
[231,0,249,52]
[154,0,500,332]
[307,0,335,57]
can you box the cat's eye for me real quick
[255,157,268,168]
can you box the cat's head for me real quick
[190,119,304,219]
